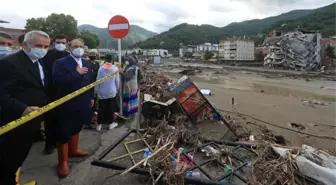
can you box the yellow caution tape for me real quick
[0,66,121,135]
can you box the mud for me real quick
[161,68,336,150]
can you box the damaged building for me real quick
[263,29,321,71]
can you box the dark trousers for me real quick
[98,97,117,125]
[44,110,57,148]
[88,97,98,126]
[0,120,40,185]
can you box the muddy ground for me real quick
[159,64,336,150]
[19,63,336,185]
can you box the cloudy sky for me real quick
[0,0,334,33]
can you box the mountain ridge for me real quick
[77,24,157,49]
[135,3,335,50]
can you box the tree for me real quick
[77,30,100,49]
[204,51,214,60]
[325,45,336,59]
[25,18,46,31]
[25,13,78,39]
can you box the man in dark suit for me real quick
[0,30,50,185]
[52,38,94,178]
[42,34,70,155]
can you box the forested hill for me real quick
[135,3,336,50]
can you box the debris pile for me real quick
[139,64,171,102]
[144,121,203,185]
[264,30,321,71]
[121,64,336,185]
[250,142,298,185]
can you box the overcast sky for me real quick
[0,0,334,33]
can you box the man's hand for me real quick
[77,65,88,75]
[22,106,40,116]
[91,100,95,108]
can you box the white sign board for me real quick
[153,55,161,64]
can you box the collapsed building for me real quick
[263,29,321,71]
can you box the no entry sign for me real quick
[108,15,130,39]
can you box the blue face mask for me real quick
[71,48,84,58]
[0,46,12,57]
[55,43,66,51]
[26,44,47,60]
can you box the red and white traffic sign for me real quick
[108,15,130,39]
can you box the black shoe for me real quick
[44,144,56,155]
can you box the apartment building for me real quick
[197,43,219,52]
[179,45,197,57]
[143,49,169,57]
[219,38,255,61]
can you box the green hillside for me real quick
[135,3,336,50]
[264,3,336,36]
[78,24,157,49]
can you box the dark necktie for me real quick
[34,61,44,85]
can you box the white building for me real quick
[219,38,255,61]
[143,49,169,57]
[179,45,197,57]
[197,43,219,52]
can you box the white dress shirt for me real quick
[24,50,45,86]
[70,54,83,68]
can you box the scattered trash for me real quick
[302,100,328,106]
[200,89,212,96]
[186,171,200,178]
[289,122,306,130]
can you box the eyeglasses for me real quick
[56,41,67,44]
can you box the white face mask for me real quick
[0,46,12,57]
[71,48,84,58]
[26,44,47,60]
[55,43,66,51]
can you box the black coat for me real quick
[0,50,48,133]
[90,60,100,82]
[42,49,69,99]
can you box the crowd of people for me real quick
[0,30,142,185]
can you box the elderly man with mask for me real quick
[0,31,14,58]
[42,34,70,155]
[0,30,50,185]
[52,38,94,177]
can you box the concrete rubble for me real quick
[264,30,321,71]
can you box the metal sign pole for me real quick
[118,38,123,116]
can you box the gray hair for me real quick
[23,30,50,44]
[0,31,13,39]
[70,38,84,46]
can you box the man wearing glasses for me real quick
[42,34,70,155]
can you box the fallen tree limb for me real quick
[121,142,172,175]
[216,108,336,141]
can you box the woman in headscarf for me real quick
[120,56,142,119]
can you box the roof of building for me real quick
[0,27,25,36]
[221,38,254,42]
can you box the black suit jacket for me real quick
[42,48,69,98]
[0,50,48,126]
